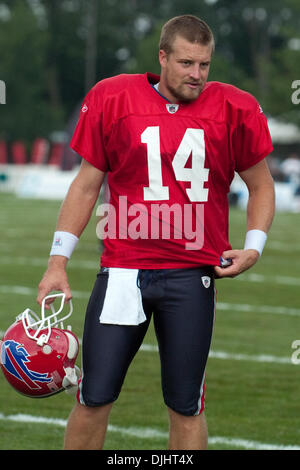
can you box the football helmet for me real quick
[0,293,80,398]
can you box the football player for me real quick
[37,15,275,450]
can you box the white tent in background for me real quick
[230,117,300,212]
[267,117,300,144]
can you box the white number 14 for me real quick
[141,127,209,202]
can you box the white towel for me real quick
[99,268,146,325]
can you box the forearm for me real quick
[47,178,100,271]
[55,177,100,238]
[215,160,275,278]
[37,161,105,305]
[246,178,275,234]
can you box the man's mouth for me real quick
[185,82,201,89]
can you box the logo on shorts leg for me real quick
[201,276,211,288]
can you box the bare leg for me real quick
[64,402,113,450]
[168,408,208,450]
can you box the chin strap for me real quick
[62,365,81,395]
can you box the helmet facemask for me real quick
[19,293,74,346]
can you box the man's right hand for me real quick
[37,256,72,308]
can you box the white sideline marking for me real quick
[0,412,299,450]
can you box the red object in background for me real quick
[48,142,64,166]
[11,141,27,164]
[0,140,8,163]
[31,138,49,164]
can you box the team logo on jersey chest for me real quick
[166,103,179,114]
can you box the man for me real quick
[37,15,275,450]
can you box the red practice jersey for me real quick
[70,73,273,269]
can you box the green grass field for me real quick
[0,192,300,450]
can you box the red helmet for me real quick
[0,293,79,398]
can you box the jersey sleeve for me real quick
[70,85,109,172]
[233,101,273,173]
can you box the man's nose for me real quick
[189,65,201,81]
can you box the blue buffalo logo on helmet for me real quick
[1,339,51,390]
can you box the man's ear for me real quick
[159,49,168,68]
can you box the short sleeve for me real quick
[70,86,109,172]
[233,102,273,173]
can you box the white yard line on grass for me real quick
[0,285,90,298]
[0,331,294,366]
[0,287,298,368]
[217,302,300,317]
[0,256,98,270]
[238,272,300,286]
[267,241,300,252]
[1,284,300,317]
[0,412,299,450]
[1,255,300,286]
[0,285,298,367]
[140,344,293,365]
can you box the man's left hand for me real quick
[214,249,259,278]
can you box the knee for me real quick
[72,401,113,423]
[168,407,206,431]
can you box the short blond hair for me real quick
[159,15,215,55]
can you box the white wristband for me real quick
[50,231,79,259]
[244,229,267,256]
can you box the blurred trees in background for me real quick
[0,0,299,145]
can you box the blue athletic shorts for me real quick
[77,267,216,416]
